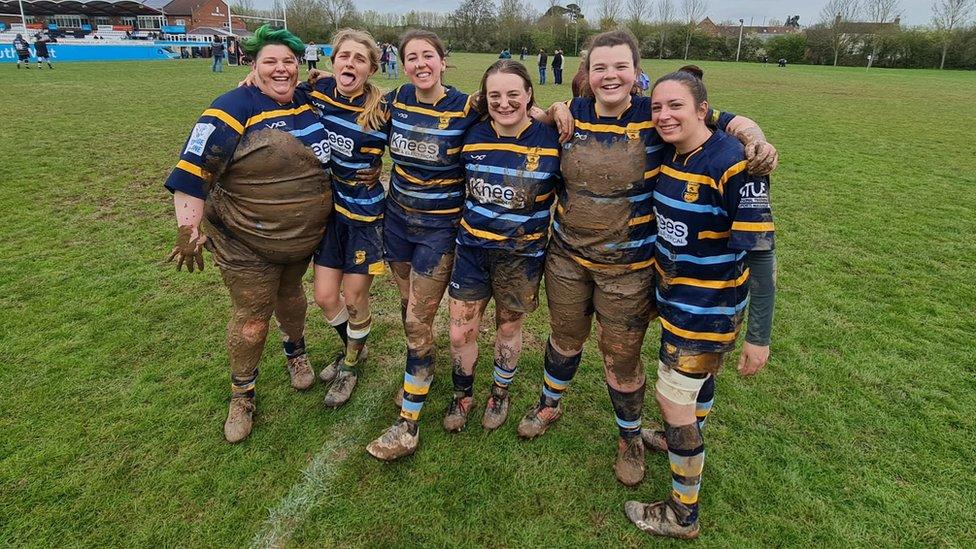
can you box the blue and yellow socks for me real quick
[400,350,433,422]
[540,340,582,407]
[665,422,705,525]
[608,383,645,439]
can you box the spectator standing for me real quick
[304,41,319,71]
[13,33,30,69]
[537,49,547,84]
[211,36,225,72]
[552,48,563,84]
[380,43,389,74]
[520,46,527,60]
[387,43,398,78]
[34,33,53,69]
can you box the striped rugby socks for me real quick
[665,422,705,525]
[400,350,433,422]
[539,340,582,407]
[608,383,645,439]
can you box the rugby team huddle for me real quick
[164,24,778,540]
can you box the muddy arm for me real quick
[167,192,208,272]
[725,115,779,176]
[545,101,575,143]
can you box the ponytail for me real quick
[356,81,388,132]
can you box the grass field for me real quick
[1,54,975,547]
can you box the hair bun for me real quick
[678,65,704,80]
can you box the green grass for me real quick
[1,54,975,547]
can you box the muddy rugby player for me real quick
[623,67,776,540]
[533,30,778,488]
[164,25,333,443]
[442,60,562,434]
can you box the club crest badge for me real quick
[354,250,366,265]
[683,182,700,203]
[525,148,541,172]
[626,128,640,140]
[438,116,451,130]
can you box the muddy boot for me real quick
[516,401,562,439]
[394,386,404,408]
[366,419,419,461]
[224,395,255,443]
[319,353,343,384]
[323,369,358,408]
[641,427,668,453]
[614,436,646,486]
[286,353,315,390]
[624,500,700,540]
[442,392,475,433]
[482,386,510,431]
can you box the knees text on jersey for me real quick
[655,209,689,247]
[390,132,439,162]
[469,177,529,209]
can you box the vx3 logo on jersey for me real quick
[573,132,588,141]
[265,120,287,129]
[396,112,409,119]
[471,154,487,161]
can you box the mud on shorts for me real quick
[203,219,312,282]
[314,216,385,275]
[383,203,458,279]
[544,240,658,333]
[448,243,544,314]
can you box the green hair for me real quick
[242,25,305,58]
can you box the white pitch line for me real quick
[250,394,383,549]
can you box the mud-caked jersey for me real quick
[308,78,387,226]
[458,119,561,256]
[553,97,736,270]
[385,84,481,228]
[165,85,330,199]
[653,130,775,354]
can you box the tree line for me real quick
[231,0,976,70]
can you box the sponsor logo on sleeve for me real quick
[738,180,770,209]
[184,123,216,156]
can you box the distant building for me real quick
[696,17,801,42]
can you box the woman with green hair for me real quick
[163,25,334,443]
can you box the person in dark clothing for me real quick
[520,46,527,60]
[211,36,225,72]
[538,49,548,84]
[552,48,564,84]
[33,33,53,69]
[13,34,30,69]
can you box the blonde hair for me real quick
[330,28,387,132]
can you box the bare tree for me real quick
[864,0,900,67]
[321,0,356,31]
[932,0,975,68]
[599,0,624,28]
[628,0,649,26]
[658,0,675,58]
[820,0,860,66]
[682,0,707,59]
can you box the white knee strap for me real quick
[656,361,706,406]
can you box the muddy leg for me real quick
[222,267,280,393]
[314,264,348,346]
[596,319,647,439]
[276,260,310,349]
[449,297,488,396]
[388,260,411,324]
[341,272,374,367]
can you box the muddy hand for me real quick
[307,68,333,85]
[737,341,769,376]
[746,141,779,175]
[355,163,382,186]
[239,70,258,88]
[549,103,575,143]
[167,225,207,273]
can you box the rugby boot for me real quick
[320,347,369,384]
[366,419,419,461]
[481,386,510,431]
[224,395,255,443]
[516,401,562,439]
[641,427,668,453]
[285,353,315,390]
[443,392,475,432]
[614,436,646,486]
[323,370,358,408]
[624,499,700,540]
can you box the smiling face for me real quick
[332,39,375,96]
[651,79,709,150]
[486,71,532,132]
[403,38,446,92]
[252,44,299,103]
[587,44,638,114]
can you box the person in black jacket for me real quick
[34,33,53,69]
[537,49,548,84]
[552,48,564,84]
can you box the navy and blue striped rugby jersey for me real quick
[308,77,387,226]
[653,129,775,354]
[553,96,735,271]
[385,84,481,228]
[165,85,330,199]
[457,119,561,256]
